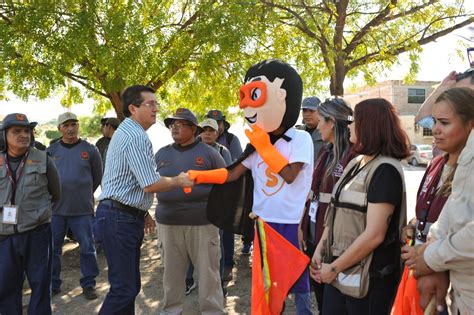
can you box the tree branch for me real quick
[344,0,397,55]
[349,17,474,69]
[260,0,317,38]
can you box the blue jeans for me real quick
[51,214,99,290]
[95,202,144,315]
[0,224,52,315]
[295,292,313,315]
[186,229,225,281]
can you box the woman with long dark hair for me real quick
[310,98,410,315]
[298,97,356,313]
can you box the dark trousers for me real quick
[0,224,52,315]
[95,202,144,315]
[304,242,325,313]
[222,230,234,267]
[51,214,99,290]
[322,273,399,315]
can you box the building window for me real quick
[423,127,433,136]
[408,88,426,104]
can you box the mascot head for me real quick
[240,59,303,133]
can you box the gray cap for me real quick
[1,113,37,130]
[164,108,200,128]
[301,97,321,110]
[57,112,78,126]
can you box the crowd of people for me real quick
[0,61,473,315]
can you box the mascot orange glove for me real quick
[183,169,228,194]
[245,124,288,174]
[188,168,229,184]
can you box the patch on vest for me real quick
[27,159,42,164]
[81,151,89,160]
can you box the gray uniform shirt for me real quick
[47,140,102,216]
[155,140,225,225]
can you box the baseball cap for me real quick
[57,112,78,126]
[301,97,321,110]
[106,117,120,128]
[200,118,218,131]
[1,113,37,130]
[206,110,226,121]
[164,108,200,128]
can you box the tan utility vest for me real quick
[0,148,52,235]
[324,155,407,298]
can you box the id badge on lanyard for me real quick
[309,200,319,223]
[2,152,28,224]
[2,205,18,224]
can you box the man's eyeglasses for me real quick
[140,102,159,109]
[169,121,193,129]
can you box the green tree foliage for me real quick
[78,114,103,138]
[1,0,472,118]
[0,1,268,119]
[44,129,61,140]
[259,0,473,95]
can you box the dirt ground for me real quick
[22,210,317,314]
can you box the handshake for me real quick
[176,169,230,194]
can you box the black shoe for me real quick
[52,288,61,296]
[242,244,253,255]
[83,287,98,300]
[185,278,197,295]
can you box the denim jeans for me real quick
[295,292,313,315]
[51,214,99,290]
[95,202,144,315]
[0,224,52,315]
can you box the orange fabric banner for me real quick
[251,218,310,315]
[391,265,423,315]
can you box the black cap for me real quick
[206,110,226,121]
[164,108,200,128]
[106,118,120,128]
[1,113,37,130]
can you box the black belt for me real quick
[101,199,147,219]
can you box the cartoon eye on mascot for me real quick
[188,59,313,314]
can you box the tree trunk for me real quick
[109,92,124,121]
[330,59,347,96]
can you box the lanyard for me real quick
[4,151,29,205]
[416,158,446,238]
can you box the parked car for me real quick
[408,144,433,166]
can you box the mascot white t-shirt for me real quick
[242,128,313,224]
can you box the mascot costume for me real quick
[188,59,313,314]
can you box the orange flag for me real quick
[391,241,423,315]
[251,218,310,315]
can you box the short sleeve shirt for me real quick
[241,128,314,223]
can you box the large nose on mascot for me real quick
[240,59,303,133]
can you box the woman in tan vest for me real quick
[310,98,410,315]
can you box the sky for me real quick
[0,14,473,151]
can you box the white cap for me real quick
[200,118,218,131]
